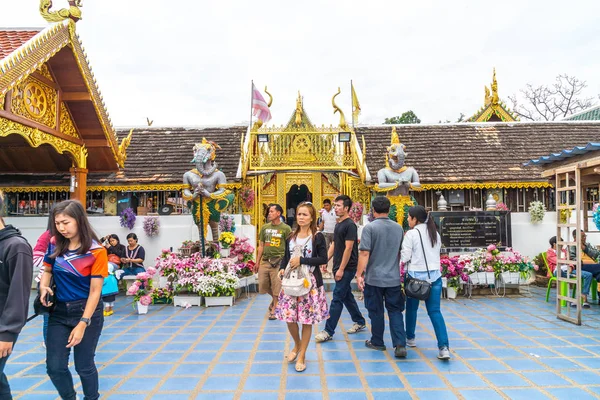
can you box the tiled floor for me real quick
[7,286,600,399]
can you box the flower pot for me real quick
[204,296,234,307]
[447,287,457,299]
[174,294,202,307]
[220,248,230,258]
[501,271,520,285]
[137,301,149,314]
[485,272,496,285]
[236,276,248,289]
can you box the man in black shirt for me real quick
[315,195,366,342]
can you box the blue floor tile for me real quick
[202,375,241,390]
[371,391,412,400]
[244,375,282,390]
[521,371,571,385]
[501,388,552,400]
[365,374,403,389]
[286,375,322,390]
[484,373,531,387]
[448,373,488,388]
[404,374,447,389]
[158,376,201,391]
[360,361,398,374]
[324,362,358,374]
[326,375,363,389]
[284,393,323,400]
[460,389,505,400]
[414,390,457,400]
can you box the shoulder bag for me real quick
[404,229,432,301]
[281,236,313,297]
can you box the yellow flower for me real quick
[219,232,236,247]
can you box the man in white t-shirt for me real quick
[319,199,337,278]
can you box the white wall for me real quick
[7,211,597,263]
[5,214,257,266]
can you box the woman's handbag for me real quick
[108,254,121,265]
[32,276,56,318]
[281,239,313,297]
[404,230,432,301]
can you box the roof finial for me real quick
[295,91,303,126]
[491,67,499,105]
[332,87,348,130]
[40,0,83,23]
[390,126,400,145]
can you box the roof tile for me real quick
[0,29,40,59]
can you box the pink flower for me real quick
[146,267,157,277]
[127,285,138,295]
[136,272,149,280]
[139,295,152,306]
[533,264,539,271]
[487,244,496,252]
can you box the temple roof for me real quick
[564,104,600,121]
[0,21,123,171]
[358,121,600,184]
[0,29,40,58]
[87,126,247,186]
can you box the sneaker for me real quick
[583,302,591,309]
[365,340,386,351]
[394,346,407,358]
[315,330,333,343]
[115,269,125,280]
[406,338,417,347]
[438,347,451,360]
[347,323,366,334]
[42,341,46,349]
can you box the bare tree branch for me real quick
[509,74,596,121]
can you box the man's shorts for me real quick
[258,258,282,296]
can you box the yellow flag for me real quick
[351,82,361,126]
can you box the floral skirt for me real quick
[275,275,329,325]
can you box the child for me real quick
[102,263,119,316]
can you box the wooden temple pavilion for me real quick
[0,17,129,207]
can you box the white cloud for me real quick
[2,0,599,126]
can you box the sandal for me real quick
[287,350,298,363]
[295,362,306,372]
[268,313,277,320]
[268,300,274,312]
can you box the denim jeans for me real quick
[0,335,17,400]
[581,264,600,281]
[47,300,103,400]
[557,269,593,296]
[120,266,145,278]
[325,269,365,336]
[405,277,449,349]
[364,284,406,348]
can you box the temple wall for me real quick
[5,215,257,271]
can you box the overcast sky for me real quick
[2,0,600,127]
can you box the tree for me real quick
[384,110,421,124]
[438,113,465,123]
[508,74,597,121]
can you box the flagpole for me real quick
[250,80,254,128]
[351,79,354,129]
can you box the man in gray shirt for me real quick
[356,196,406,358]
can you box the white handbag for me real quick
[281,238,313,297]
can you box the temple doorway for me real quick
[286,184,312,226]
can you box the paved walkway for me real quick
[7,286,600,399]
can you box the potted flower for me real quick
[195,263,239,307]
[119,207,136,230]
[143,216,160,237]
[440,256,469,299]
[240,186,255,210]
[219,213,236,233]
[126,267,157,314]
[349,201,364,224]
[151,286,174,304]
[219,232,236,258]
[528,201,546,224]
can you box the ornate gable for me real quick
[468,69,519,122]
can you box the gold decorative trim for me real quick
[420,182,552,190]
[59,102,80,138]
[87,184,187,192]
[0,186,70,193]
[0,116,86,168]
[217,183,242,190]
[36,63,54,81]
